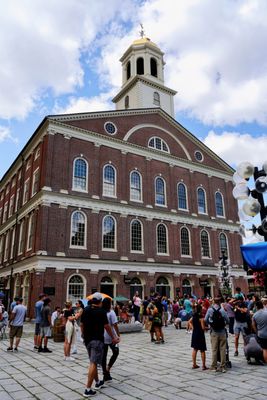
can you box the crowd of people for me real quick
[1,287,267,397]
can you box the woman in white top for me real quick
[101,298,120,382]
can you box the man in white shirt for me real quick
[7,297,27,352]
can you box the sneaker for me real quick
[33,346,39,351]
[234,351,238,357]
[151,338,156,342]
[65,356,75,361]
[209,367,217,372]
[95,380,105,390]
[83,388,97,397]
[221,368,227,373]
[104,373,112,382]
[43,347,52,353]
[7,347,13,352]
[161,340,165,344]
[71,349,77,354]
[38,347,43,353]
[14,348,18,352]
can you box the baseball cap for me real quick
[92,292,103,301]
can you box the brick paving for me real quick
[0,323,266,399]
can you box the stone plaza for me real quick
[0,323,266,400]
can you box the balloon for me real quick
[232,172,246,186]
[232,183,249,200]
[238,209,251,222]
[236,162,254,179]
[255,176,267,193]
[242,198,261,217]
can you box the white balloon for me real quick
[232,183,249,200]
[238,209,251,222]
[236,161,254,179]
[242,198,261,217]
[232,172,246,186]
[238,224,247,238]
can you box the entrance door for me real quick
[204,286,211,298]
[130,277,142,300]
[100,276,114,298]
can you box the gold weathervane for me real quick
[139,24,145,38]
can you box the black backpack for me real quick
[210,306,225,331]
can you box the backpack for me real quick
[210,306,225,331]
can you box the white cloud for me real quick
[0,0,135,120]
[202,130,267,167]
[0,126,18,144]
[54,92,114,115]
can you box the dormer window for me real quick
[153,91,160,106]
[151,58,158,77]
[126,61,131,80]
[148,137,169,153]
[137,57,144,75]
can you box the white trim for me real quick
[219,232,229,259]
[156,222,169,255]
[130,170,143,202]
[155,176,167,206]
[26,214,33,251]
[4,230,10,262]
[102,164,117,198]
[8,194,15,218]
[177,182,188,211]
[148,136,170,153]
[215,191,225,218]
[180,226,192,257]
[197,186,208,215]
[130,218,144,253]
[31,167,40,197]
[200,229,211,258]
[23,178,30,205]
[18,220,25,255]
[67,273,86,302]
[102,215,117,251]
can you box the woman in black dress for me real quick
[189,304,208,370]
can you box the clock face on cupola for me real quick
[112,29,177,118]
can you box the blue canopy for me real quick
[240,242,267,271]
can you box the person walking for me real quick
[80,292,119,397]
[7,297,27,352]
[38,297,53,353]
[252,300,267,363]
[205,297,229,372]
[189,304,208,370]
[101,297,120,382]
[34,293,46,351]
[223,297,235,335]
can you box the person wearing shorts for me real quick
[34,293,46,350]
[80,293,119,398]
[38,297,52,353]
[252,300,267,363]
[232,299,248,357]
[7,297,27,352]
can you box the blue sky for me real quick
[1,0,267,184]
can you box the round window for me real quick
[195,151,204,162]
[104,122,117,135]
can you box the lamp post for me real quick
[232,161,267,293]
[218,251,232,298]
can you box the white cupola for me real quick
[112,36,177,117]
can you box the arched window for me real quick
[153,91,160,106]
[125,95,129,109]
[178,183,188,210]
[130,171,142,201]
[137,57,144,75]
[148,137,169,153]
[131,219,143,252]
[215,192,225,217]
[155,177,166,206]
[103,165,116,197]
[73,158,88,192]
[71,211,86,247]
[157,223,168,254]
[150,58,158,77]
[156,276,170,297]
[197,187,207,214]
[182,279,192,296]
[67,275,85,303]
[126,61,131,80]
[181,227,191,256]
[219,233,228,257]
[103,215,116,250]
[201,230,210,258]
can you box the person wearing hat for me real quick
[80,292,120,398]
[7,297,27,352]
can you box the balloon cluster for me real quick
[233,161,267,237]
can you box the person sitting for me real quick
[120,306,130,323]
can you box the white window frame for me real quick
[156,223,169,255]
[3,202,8,223]
[103,164,117,198]
[219,232,229,258]
[197,187,208,215]
[130,219,144,253]
[67,274,86,302]
[26,214,35,251]
[15,188,20,212]
[180,226,192,257]
[10,228,16,259]
[32,168,40,197]
[8,194,15,218]
[0,236,3,265]
[70,211,87,249]
[155,176,167,207]
[18,220,25,255]
[200,229,211,259]
[148,136,170,153]
[72,157,88,193]
[215,191,225,218]
[23,178,30,205]
[26,159,31,171]
[177,182,188,211]
[130,170,143,202]
[4,231,10,262]
[102,215,117,252]
[34,147,40,160]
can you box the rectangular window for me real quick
[15,188,20,212]
[0,237,3,265]
[10,228,16,259]
[18,221,25,255]
[3,202,8,223]
[23,179,30,204]
[32,169,40,196]
[34,147,40,160]
[8,195,14,218]
[26,159,31,170]
[27,215,35,250]
[4,231,10,261]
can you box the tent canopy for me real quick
[240,242,267,271]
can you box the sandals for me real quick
[202,366,209,370]
[192,365,200,369]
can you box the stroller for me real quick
[217,328,232,368]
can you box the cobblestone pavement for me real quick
[0,323,266,400]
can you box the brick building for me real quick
[0,37,247,317]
